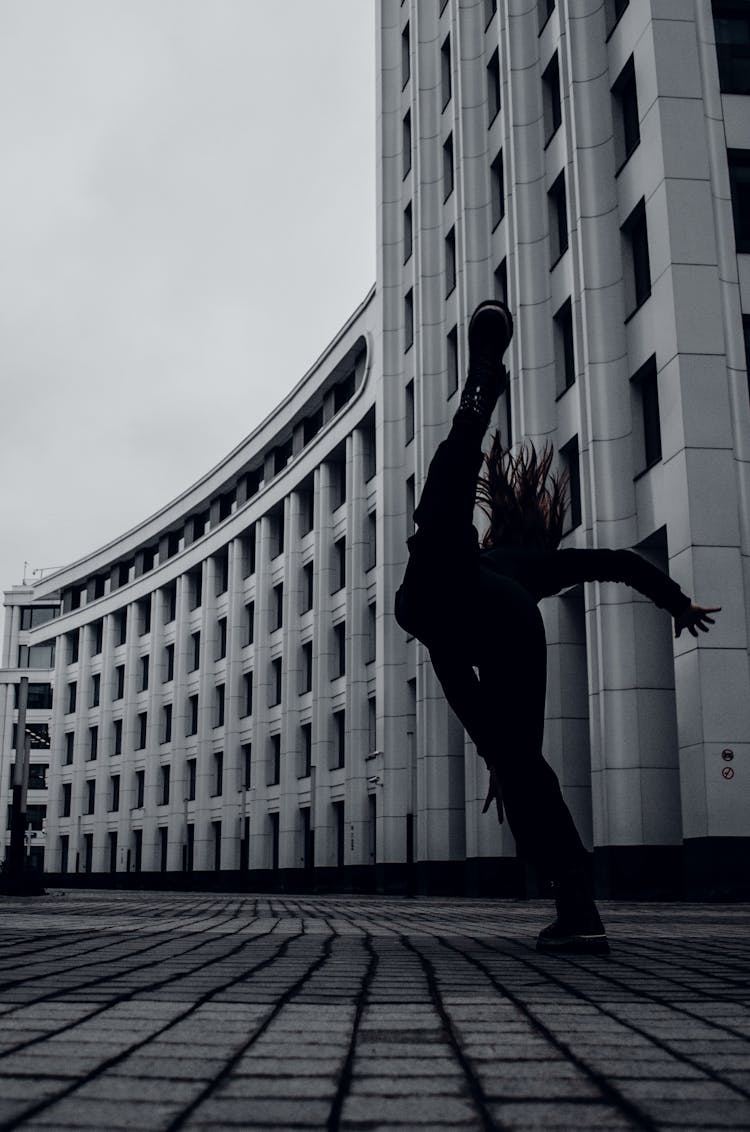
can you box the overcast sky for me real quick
[0,0,376,616]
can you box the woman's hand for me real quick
[674,604,721,638]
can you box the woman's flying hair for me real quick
[476,432,569,551]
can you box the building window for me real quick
[86,780,96,815]
[302,563,314,614]
[270,811,280,869]
[301,723,312,778]
[113,718,122,757]
[494,259,508,305]
[164,643,175,683]
[403,110,412,179]
[242,743,252,790]
[612,56,639,171]
[61,782,72,818]
[405,288,414,353]
[216,617,227,661]
[187,694,199,736]
[366,512,377,572]
[28,763,48,790]
[402,21,410,88]
[89,620,102,657]
[214,684,225,729]
[441,34,452,109]
[161,764,170,806]
[606,0,629,35]
[554,298,575,395]
[187,757,196,802]
[110,774,120,812]
[113,609,127,647]
[445,227,456,297]
[188,567,203,610]
[542,53,561,143]
[188,631,200,673]
[491,151,504,229]
[333,709,346,769]
[139,655,149,693]
[137,597,151,636]
[269,734,281,786]
[243,671,254,717]
[487,48,501,124]
[368,697,377,754]
[241,527,257,578]
[728,150,750,253]
[67,681,77,714]
[88,726,98,761]
[20,605,58,630]
[212,751,223,797]
[114,664,125,700]
[161,704,172,745]
[367,602,377,664]
[137,711,147,750]
[159,826,168,872]
[301,642,313,694]
[404,202,413,263]
[272,584,284,632]
[163,582,177,624]
[334,800,345,868]
[713,3,750,94]
[632,355,662,472]
[90,674,100,708]
[135,769,145,809]
[212,821,222,871]
[333,623,346,679]
[443,133,454,200]
[67,630,80,664]
[333,539,346,593]
[269,505,285,558]
[330,452,347,509]
[622,198,651,316]
[548,171,568,264]
[561,436,582,532]
[63,732,74,766]
[244,601,255,645]
[270,658,282,707]
[447,325,459,398]
[214,550,229,596]
[538,0,555,32]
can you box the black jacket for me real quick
[480,545,691,618]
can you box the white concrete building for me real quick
[2,0,749,897]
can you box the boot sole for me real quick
[468,300,514,356]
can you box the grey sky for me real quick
[0,0,375,610]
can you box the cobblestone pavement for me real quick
[0,892,748,1131]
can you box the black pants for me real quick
[395,417,587,879]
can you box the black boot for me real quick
[455,300,513,432]
[536,866,609,955]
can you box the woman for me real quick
[395,300,720,953]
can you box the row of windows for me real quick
[59,610,376,761]
[52,510,376,672]
[57,399,374,621]
[58,796,356,874]
[57,700,375,824]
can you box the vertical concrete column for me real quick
[171,574,192,872]
[250,513,274,871]
[311,463,337,867]
[224,537,245,869]
[91,607,115,872]
[192,559,211,871]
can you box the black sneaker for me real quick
[468,299,513,378]
[536,914,610,955]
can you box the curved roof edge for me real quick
[30,284,377,597]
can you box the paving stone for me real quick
[0,892,748,1131]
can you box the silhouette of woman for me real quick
[395,301,720,953]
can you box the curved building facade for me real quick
[2,0,749,897]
